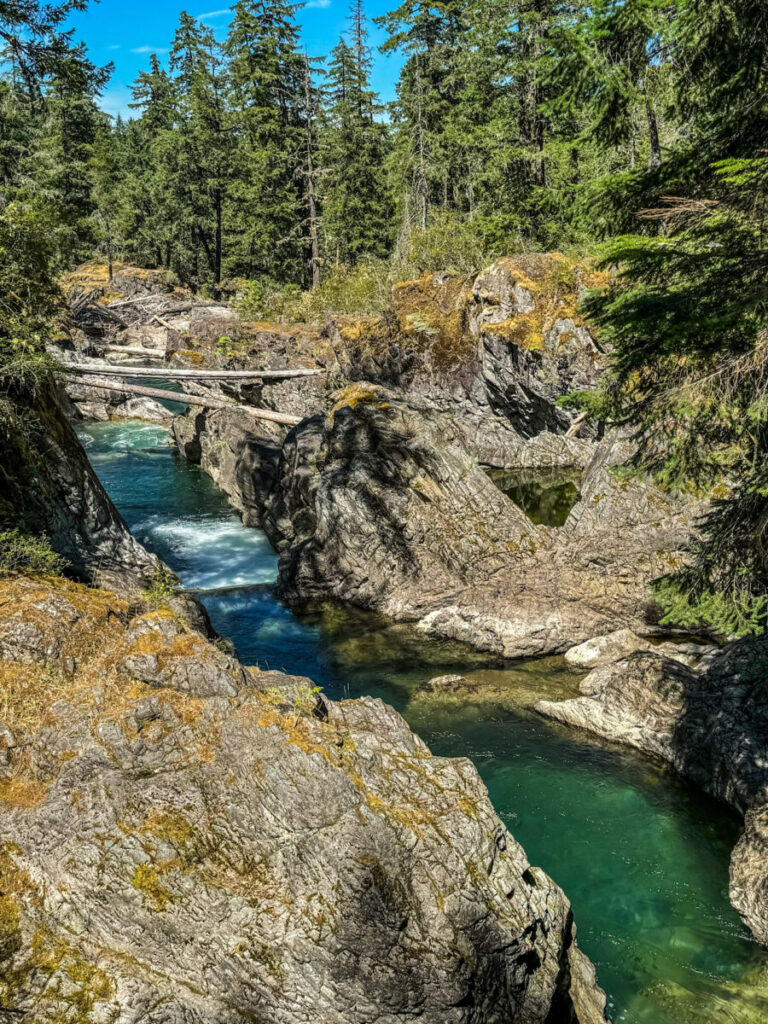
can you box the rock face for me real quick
[173,407,283,527]
[161,254,606,472]
[0,576,607,1023]
[328,255,606,467]
[260,383,698,658]
[0,382,161,590]
[535,637,768,945]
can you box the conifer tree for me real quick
[167,12,232,293]
[88,122,122,280]
[321,0,391,265]
[226,0,305,282]
[124,54,178,269]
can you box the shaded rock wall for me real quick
[536,636,768,946]
[0,575,606,1024]
[259,384,697,658]
[0,382,160,590]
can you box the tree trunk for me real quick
[304,57,321,289]
[645,92,661,169]
[214,191,223,298]
[104,215,114,283]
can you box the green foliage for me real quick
[236,260,392,323]
[578,0,768,635]
[0,529,68,577]
[144,565,178,605]
[393,210,498,276]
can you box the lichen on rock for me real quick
[0,575,607,1022]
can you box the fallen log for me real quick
[67,364,324,381]
[66,376,302,426]
[100,345,165,357]
[94,305,130,328]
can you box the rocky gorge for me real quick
[3,254,766,1020]
[0,264,619,1022]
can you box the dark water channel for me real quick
[77,419,768,1024]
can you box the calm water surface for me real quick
[78,419,768,1024]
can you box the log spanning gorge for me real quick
[77,413,768,1024]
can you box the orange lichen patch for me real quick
[329,383,391,422]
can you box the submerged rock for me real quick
[536,637,768,945]
[260,383,698,658]
[0,576,607,1023]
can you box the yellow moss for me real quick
[0,775,49,809]
[139,808,193,847]
[171,349,205,366]
[131,862,176,912]
[329,383,391,421]
[0,892,20,961]
[392,272,475,371]
[481,316,544,351]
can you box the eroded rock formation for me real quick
[259,383,697,658]
[536,636,768,946]
[0,575,607,1023]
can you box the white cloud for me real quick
[306,0,331,7]
[197,7,231,18]
[108,45,120,51]
[131,46,169,54]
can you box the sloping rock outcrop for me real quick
[0,575,607,1023]
[260,383,697,658]
[126,254,605,472]
[536,636,768,946]
[0,381,160,590]
[329,255,605,467]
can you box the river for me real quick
[77,417,768,1024]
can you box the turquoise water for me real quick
[78,419,768,1023]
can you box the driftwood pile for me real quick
[69,289,223,336]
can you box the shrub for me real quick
[392,210,500,277]
[144,565,178,605]
[0,530,68,577]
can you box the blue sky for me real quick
[66,0,404,120]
